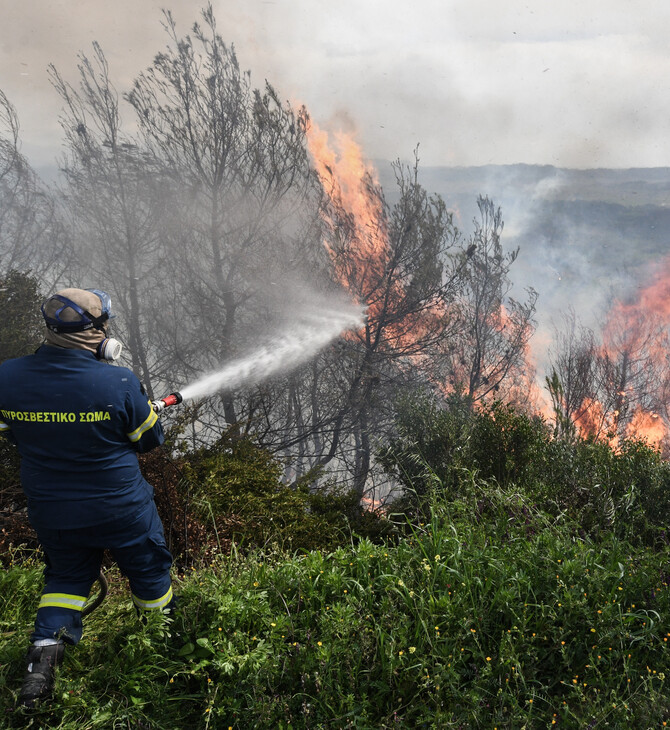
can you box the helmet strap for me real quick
[82,310,109,332]
[43,294,109,334]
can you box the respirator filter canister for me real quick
[97,337,123,361]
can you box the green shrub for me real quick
[529,434,670,545]
[4,482,670,728]
[378,391,475,505]
[183,433,390,552]
[0,270,44,364]
[382,395,670,548]
[467,401,551,488]
[381,395,550,499]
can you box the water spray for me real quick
[149,303,364,410]
[82,305,359,617]
[84,301,359,620]
[149,306,361,414]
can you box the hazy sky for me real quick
[2,0,670,170]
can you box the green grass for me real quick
[2,483,670,728]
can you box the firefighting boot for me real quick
[18,641,65,708]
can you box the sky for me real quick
[2,0,670,171]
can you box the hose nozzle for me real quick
[152,391,183,413]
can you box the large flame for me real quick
[306,123,388,302]
[626,408,665,445]
[306,122,434,354]
[306,121,670,454]
[306,121,542,409]
[571,256,670,452]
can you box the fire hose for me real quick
[82,571,108,617]
[151,392,183,414]
[83,392,183,617]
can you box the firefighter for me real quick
[0,288,175,707]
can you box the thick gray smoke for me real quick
[5,2,668,173]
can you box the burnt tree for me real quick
[441,196,537,405]
[50,46,169,396]
[126,5,321,427]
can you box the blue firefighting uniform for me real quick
[0,345,173,644]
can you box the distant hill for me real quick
[377,163,670,350]
[416,164,670,208]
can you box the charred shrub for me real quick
[139,446,213,567]
[0,438,34,563]
[0,271,45,558]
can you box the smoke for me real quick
[4,2,665,399]
[502,173,648,327]
[404,162,667,382]
[179,292,364,401]
[5,2,669,172]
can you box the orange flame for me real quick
[307,123,670,456]
[361,494,387,514]
[307,121,543,411]
[570,256,670,452]
[306,122,440,356]
[626,409,665,448]
[306,123,388,301]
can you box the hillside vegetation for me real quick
[2,397,670,728]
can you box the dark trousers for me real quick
[32,499,173,644]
